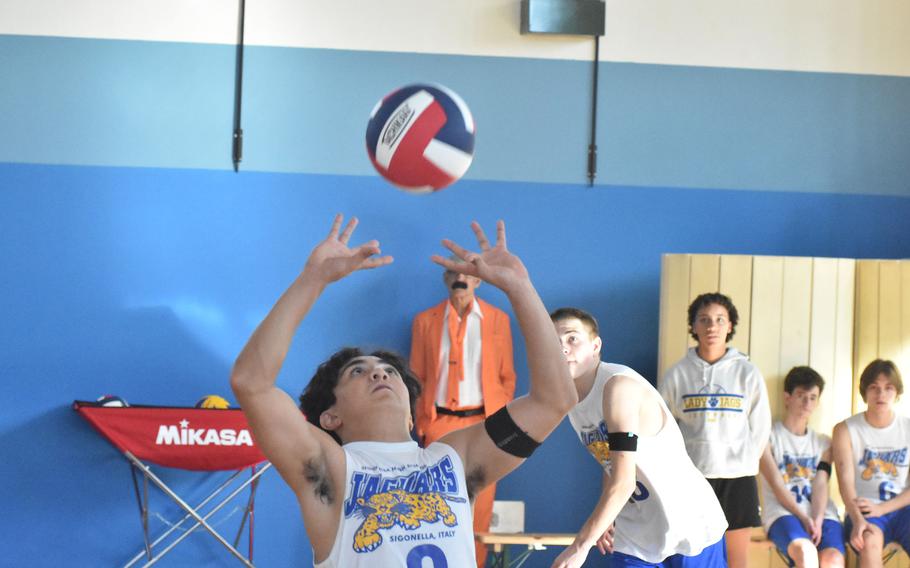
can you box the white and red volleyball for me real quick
[366,84,475,193]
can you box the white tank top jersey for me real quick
[314,441,474,568]
[845,413,910,504]
[761,421,840,530]
[568,362,728,563]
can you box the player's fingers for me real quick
[440,239,478,264]
[431,254,477,276]
[339,216,359,244]
[496,219,507,248]
[360,255,394,270]
[327,213,343,238]
[463,251,483,266]
[352,240,380,257]
[470,222,492,251]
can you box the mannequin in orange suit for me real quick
[410,259,517,567]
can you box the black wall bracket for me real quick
[232,0,246,172]
[521,0,605,36]
[520,0,605,186]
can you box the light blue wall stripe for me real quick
[0,35,235,170]
[2,34,909,195]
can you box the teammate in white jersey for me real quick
[550,307,727,568]
[231,215,576,567]
[759,366,845,568]
[832,360,910,567]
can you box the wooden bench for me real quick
[749,527,908,568]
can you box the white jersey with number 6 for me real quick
[845,413,910,505]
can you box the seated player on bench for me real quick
[759,366,845,568]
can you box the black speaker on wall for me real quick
[520,0,605,36]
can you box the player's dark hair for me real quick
[687,293,739,342]
[858,359,903,402]
[299,347,421,445]
[549,307,599,337]
[783,366,825,394]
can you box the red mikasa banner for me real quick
[74,402,267,471]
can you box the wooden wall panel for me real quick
[809,258,838,433]
[852,260,910,417]
[878,260,910,417]
[830,259,856,433]
[658,255,692,381]
[777,258,813,416]
[878,261,902,363]
[853,261,880,413]
[901,263,910,418]
[720,255,753,355]
[750,256,785,420]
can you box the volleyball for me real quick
[96,394,129,407]
[366,83,475,193]
[195,394,231,409]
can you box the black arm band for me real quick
[484,406,541,459]
[607,432,639,452]
[816,461,832,476]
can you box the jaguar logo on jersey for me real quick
[859,448,907,480]
[780,454,816,483]
[155,419,254,446]
[344,456,466,553]
[580,421,611,465]
[352,489,461,552]
[682,386,744,413]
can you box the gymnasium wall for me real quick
[1,1,909,566]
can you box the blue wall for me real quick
[1,33,909,567]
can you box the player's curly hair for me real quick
[299,347,421,445]
[687,293,739,342]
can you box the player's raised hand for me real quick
[432,220,529,295]
[304,214,393,285]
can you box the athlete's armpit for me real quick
[464,464,487,501]
[303,456,334,504]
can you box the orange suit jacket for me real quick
[410,298,517,438]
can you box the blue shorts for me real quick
[767,516,845,564]
[608,538,727,567]
[844,506,910,552]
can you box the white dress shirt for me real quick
[435,300,484,409]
